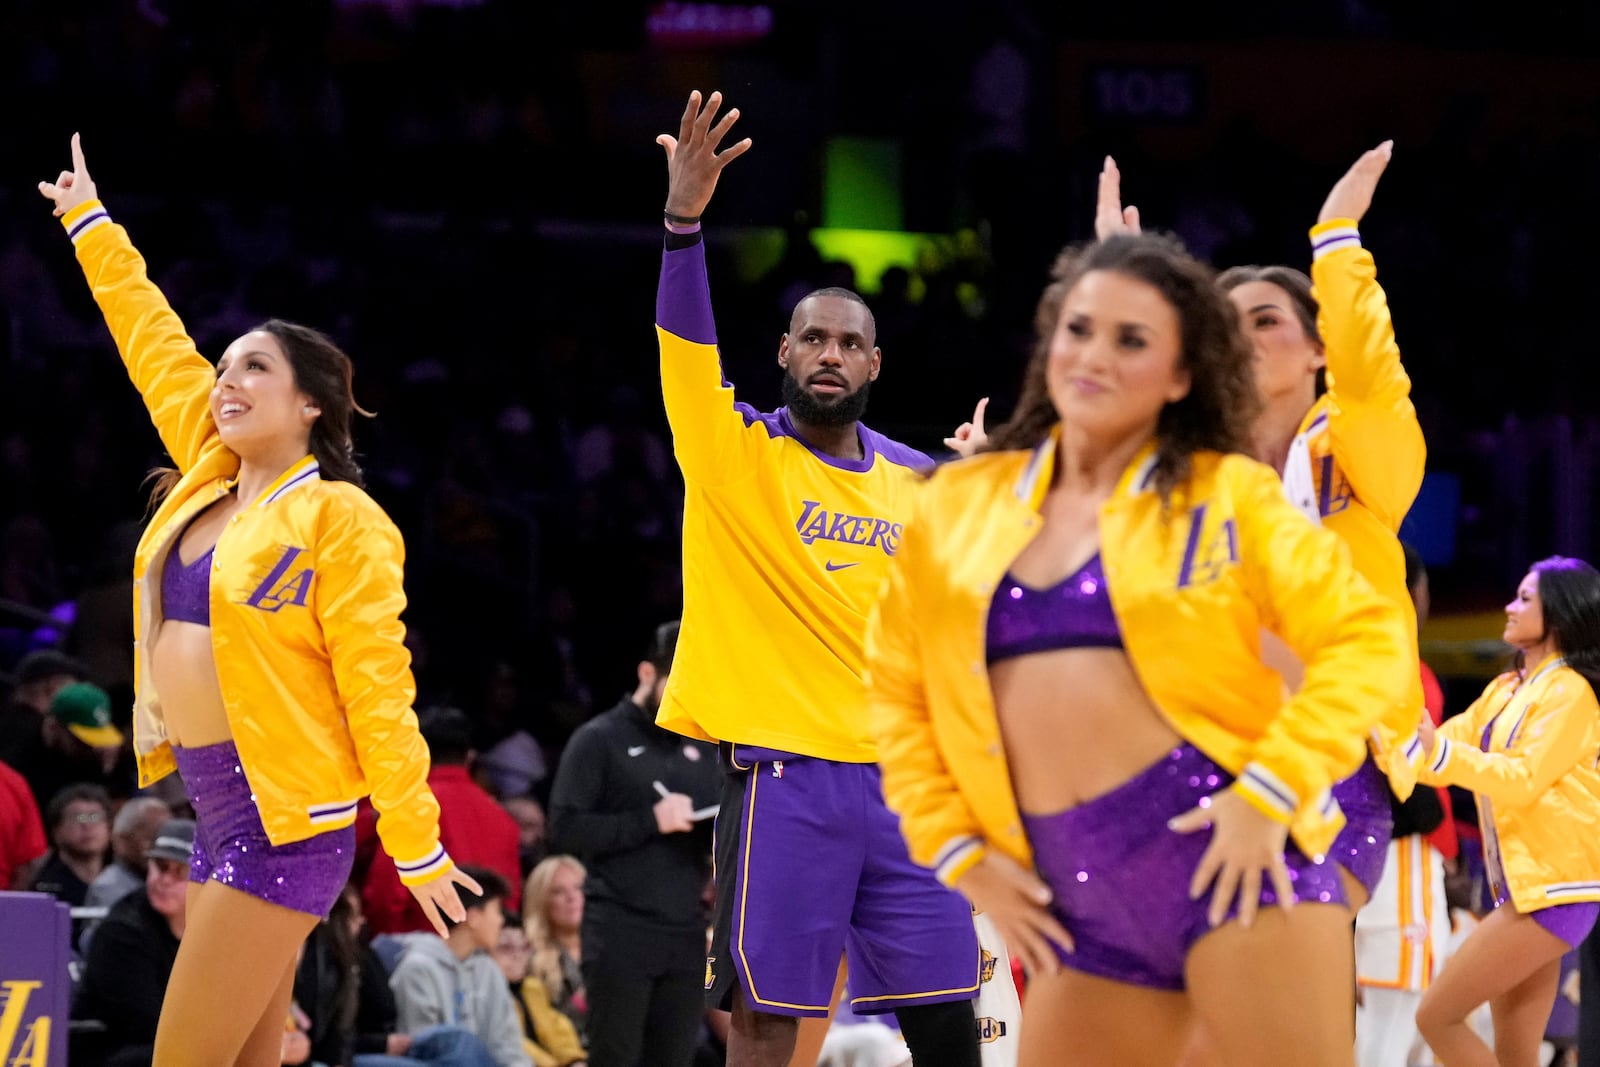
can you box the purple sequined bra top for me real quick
[985,553,1123,664]
[161,529,214,627]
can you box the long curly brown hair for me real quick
[984,233,1260,497]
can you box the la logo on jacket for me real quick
[1176,503,1239,589]
[245,545,315,612]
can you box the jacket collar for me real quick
[1012,425,1159,511]
[1521,653,1569,688]
[1294,395,1331,439]
[224,454,321,508]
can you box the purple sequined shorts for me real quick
[1022,743,1347,992]
[174,739,355,917]
[1328,753,1394,898]
[1492,886,1600,948]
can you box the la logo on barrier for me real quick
[0,980,50,1066]
[704,958,716,991]
[979,947,997,983]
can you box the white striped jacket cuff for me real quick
[1311,225,1361,260]
[1235,761,1299,822]
[395,844,452,884]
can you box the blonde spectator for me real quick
[523,856,588,1037]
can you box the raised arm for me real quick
[39,135,219,475]
[1312,142,1426,527]
[654,91,764,485]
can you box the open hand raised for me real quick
[37,133,99,218]
[1318,141,1393,226]
[656,91,753,220]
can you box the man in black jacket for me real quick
[548,621,720,1067]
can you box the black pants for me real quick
[582,910,707,1067]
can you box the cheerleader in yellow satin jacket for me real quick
[1096,144,1427,916]
[1415,557,1600,1067]
[869,229,1411,1067]
[38,136,478,1067]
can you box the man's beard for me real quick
[781,370,872,428]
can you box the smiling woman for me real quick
[38,133,480,1067]
[1415,557,1600,1065]
[868,230,1412,1067]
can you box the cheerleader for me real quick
[38,136,476,1067]
[1415,557,1600,1067]
[1098,142,1427,915]
[869,229,1411,1066]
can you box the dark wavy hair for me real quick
[1216,264,1327,397]
[1517,556,1600,693]
[148,319,371,507]
[983,233,1260,496]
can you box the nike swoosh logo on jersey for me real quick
[824,560,859,572]
[628,746,646,757]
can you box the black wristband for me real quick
[664,210,701,225]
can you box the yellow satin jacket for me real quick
[62,199,449,883]
[1422,656,1600,910]
[866,434,1411,885]
[1285,220,1428,794]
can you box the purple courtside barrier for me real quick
[0,891,72,1066]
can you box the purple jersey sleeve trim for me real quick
[864,427,935,474]
[735,402,785,438]
[741,409,929,474]
[658,238,719,346]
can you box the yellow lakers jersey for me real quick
[654,236,930,762]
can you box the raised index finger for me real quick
[1097,157,1122,216]
[70,132,89,179]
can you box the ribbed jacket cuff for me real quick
[62,199,111,244]
[1310,218,1361,260]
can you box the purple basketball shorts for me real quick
[706,744,980,1017]
[1023,743,1347,992]
[174,739,354,918]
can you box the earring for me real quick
[303,406,316,415]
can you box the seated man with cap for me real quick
[14,680,127,808]
[0,651,87,782]
[75,818,196,1067]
